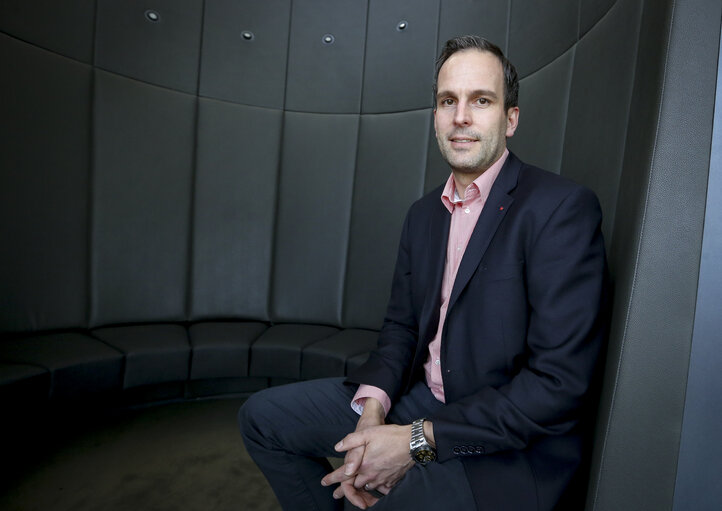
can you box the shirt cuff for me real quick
[351,384,392,417]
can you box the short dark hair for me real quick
[433,35,519,112]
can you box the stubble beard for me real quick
[437,130,505,176]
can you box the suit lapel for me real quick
[418,200,450,345]
[447,154,521,312]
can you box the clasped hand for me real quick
[321,407,414,509]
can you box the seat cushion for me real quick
[92,324,189,389]
[250,324,339,379]
[301,329,378,379]
[0,333,123,399]
[0,362,50,405]
[188,321,268,379]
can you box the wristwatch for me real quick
[409,418,437,465]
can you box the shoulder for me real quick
[512,156,601,213]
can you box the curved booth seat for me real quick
[1,323,377,406]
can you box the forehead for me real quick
[437,49,504,94]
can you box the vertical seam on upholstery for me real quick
[185,1,206,324]
[577,0,582,40]
[590,0,677,508]
[558,45,576,174]
[339,0,371,328]
[185,0,206,324]
[87,0,99,328]
[505,0,512,55]
[267,0,295,325]
[183,0,207,391]
[423,0,443,194]
[606,0,644,251]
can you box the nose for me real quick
[453,102,471,126]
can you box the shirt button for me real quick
[435,359,440,365]
[464,207,470,214]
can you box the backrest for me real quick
[1,0,633,335]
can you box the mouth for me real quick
[448,135,478,147]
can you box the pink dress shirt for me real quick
[352,150,509,416]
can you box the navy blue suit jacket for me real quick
[347,152,609,510]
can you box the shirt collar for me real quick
[440,148,509,213]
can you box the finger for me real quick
[342,445,366,476]
[376,483,393,495]
[321,465,353,487]
[367,489,385,500]
[335,431,366,453]
[336,481,368,509]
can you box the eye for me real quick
[476,97,489,106]
[439,97,455,107]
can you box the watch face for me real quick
[414,449,436,463]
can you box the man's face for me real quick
[434,50,519,177]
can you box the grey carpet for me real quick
[0,398,282,511]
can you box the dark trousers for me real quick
[239,377,476,511]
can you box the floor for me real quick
[0,398,281,511]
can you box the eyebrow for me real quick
[436,89,499,101]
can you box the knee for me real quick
[238,388,280,446]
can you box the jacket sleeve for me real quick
[431,186,609,461]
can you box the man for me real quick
[240,35,608,511]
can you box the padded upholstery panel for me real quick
[191,100,282,321]
[588,0,718,509]
[302,329,379,380]
[508,48,574,174]
[437,0,509,54]
[285,0,368,113]
[0,36,91,333]
[0,362,50,405]
[0,333,123,399]
[272,113,359,324]
[0,0,95,62]
[343,111,430,329]
[673,74,722,507]
[250,324,339,379]
[361,0,439,113]
[581,0,616,37]
[199,0,291,108]
[508,0,579,77]
[91,71,194,326]
[94,0,203,94]
[188,321,268,380]
[347,352,371,373]
[562,0,641,242]
[424,115,451,194]
[92,324,190,389]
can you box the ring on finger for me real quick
[363,484,386,499]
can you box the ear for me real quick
[433,108,438,136]
[505,107,519,137]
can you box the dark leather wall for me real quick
[1,0,626,334]
[587,1,722,509]
[1,0,720,509]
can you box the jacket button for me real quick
[460,446,468,454]
[475,446,484,454]
[453,447,461,454]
